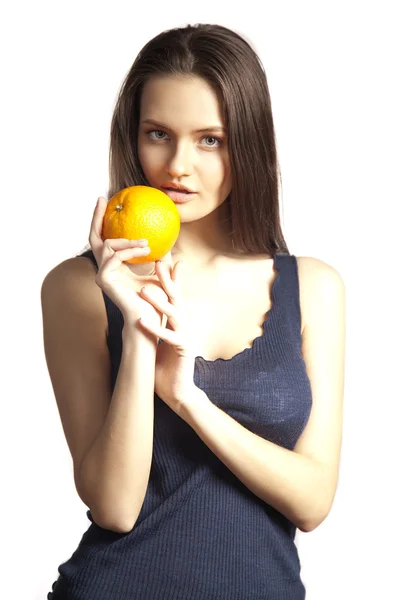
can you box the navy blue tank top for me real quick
[47,250,312,600]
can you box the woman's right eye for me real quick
[147,129,167,140]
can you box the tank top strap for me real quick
[78,249,124,390]
[79,248,99,271]
[272,252,302,348]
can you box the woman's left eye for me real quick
[203,135,223,147]
[147,130,223,147]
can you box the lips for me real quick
[162,188,197,203]
[165,188,190,193]
[161,182,196,193]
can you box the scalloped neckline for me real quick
[194,253,280,365]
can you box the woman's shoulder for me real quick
[43,250,97,285]
[295,255,344,287]
[295,255,345,333]
[41,251,107,332]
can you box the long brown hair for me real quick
[79,23,289,257]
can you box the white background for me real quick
[2,1,399,598]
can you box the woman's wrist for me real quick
[122,316,160,348]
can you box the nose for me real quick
[166,141,194,178]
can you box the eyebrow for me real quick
[141,119,226,134]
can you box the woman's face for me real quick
[137,75,232,223]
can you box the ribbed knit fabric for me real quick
[47,250,312,600]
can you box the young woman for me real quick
[42,22,346,600]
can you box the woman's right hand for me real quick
[89,196,173,326]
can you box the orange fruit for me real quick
[101,185,181,264]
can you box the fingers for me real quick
[89,197,152,271]
[155,260,180,304]
[88,197,106,253]
[140,285,179,330]
[161,250,174,270]
[171,259,184,284]
[101,243,150,274]
[139,316,181,348]
[139,259,184,330]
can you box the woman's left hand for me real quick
[137,259,200,415]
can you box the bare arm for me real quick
[78,323,157,533]
[41,257,160,535]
